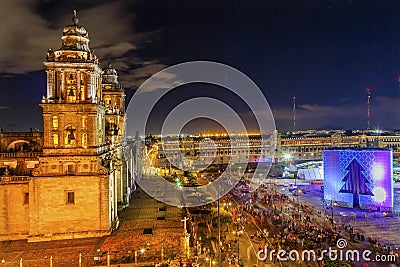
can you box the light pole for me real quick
[283,153,292,166]
[236,229,240,266]
[134,251,137,264]
[217,177,221,266]
[232,223,241,266]
[181,216,190,258]
[330,199,338,229]
[206,257,215,267]
[296,188,301,212]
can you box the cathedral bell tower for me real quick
[102,61,128,206]
[28,11,115,242]
[102,61,125,145]
[40,10,105,155]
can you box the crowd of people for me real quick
[228,182,400,266]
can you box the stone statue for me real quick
[46,48,55,61]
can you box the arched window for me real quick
[66,72,77,102]
[64,125,76,147]
[52,116,58,129]
[81,116,87,129]
[53,133,59,147]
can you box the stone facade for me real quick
[0,11,131,242]
[153,133,275,171]
[0,181,30,241]
[27,175,109,242]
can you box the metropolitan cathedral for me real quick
[0,11,135,241]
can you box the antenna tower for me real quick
[366,88,371,130]
[293,96,296,132]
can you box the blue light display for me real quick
[324,149,393,211]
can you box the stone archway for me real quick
[6,140,30,152]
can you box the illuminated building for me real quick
[149,130,400,172]
[150,133,276,172]
[278,131,367,161]
[0,11,131,242]
[324,148,393,211]
[278,130,400,162]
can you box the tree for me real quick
[339,158,373,209]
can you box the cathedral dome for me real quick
[60,10,90,52]
[102,62,119,84]
[103,62,118,76]
[62,25,88,38]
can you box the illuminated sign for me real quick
[324,149,393,211]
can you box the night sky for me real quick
[1,0,400,132]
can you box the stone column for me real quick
[86,72,92,101]
[76,70,81,101]
[46,70,53,99]
[59,114,64,148]
[60,71,65,100]
[92,74,96,102]
[85,72,90,101]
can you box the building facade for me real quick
[0,11,131,242]
[278,130,400,162]
[150,133,276,173]
[149,130,400,172]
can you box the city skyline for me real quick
[1,3,400,266]
[1,0,400,132]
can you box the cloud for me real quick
[299,104,332,112]
[0,0,166,93]
[122,63,170,89]
[272,96,400,130]
[0,1,59,74]
[95,42,137,58]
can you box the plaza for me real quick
[0,190,184,266]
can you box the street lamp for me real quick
[134,248,145,264]
[233,223,240,265]
[283,153,292,166]
[295,188,302,215]
[217,178,221,266]
[236,230,240,266]
[330,200,338,229]
[205,257,214,267]
[284,153,292,161]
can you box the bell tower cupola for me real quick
[60,10,90,52]
[40,10,105,155]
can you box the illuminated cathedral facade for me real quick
[0,11,132,242]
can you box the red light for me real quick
[365,87,371,92]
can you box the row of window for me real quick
[380,139,400,142]
[161,149,268,157]
[22,191,75,205]
[60,72,87,102]
[52,116,87,130]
